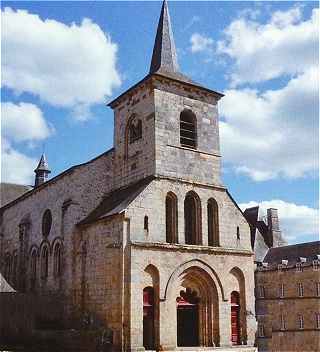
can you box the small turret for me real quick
[34,153,51,187]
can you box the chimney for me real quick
[267,208,287,247]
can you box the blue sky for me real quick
[1,1,319,244]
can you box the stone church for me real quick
[0,1,258,350]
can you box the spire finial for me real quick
[34,153,51,187]
[149,0,179,74]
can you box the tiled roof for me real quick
[78,176,155,226]
[263,241,320,265]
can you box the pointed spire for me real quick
[34,153,51,187]
[150,0,179,74]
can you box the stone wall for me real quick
[0,150,113,298]
[125,178,251,250]
[123,178,255,350]
[72,218,124,345]
[112,81,156,189]
[154,82,222,186]
[128,244,256,350]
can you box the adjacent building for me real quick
[0,1,257,351]
[255,242,320,352]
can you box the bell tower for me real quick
[109,0,224,188]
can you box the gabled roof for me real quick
[78,176,155,226]
[263,241,320,265]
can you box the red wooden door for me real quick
[231,291,240,345]
[143,287,155,349]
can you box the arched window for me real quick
[180,109,197,149]
[166,192,178,243]
[53,243,62,277]
[41,246,49,280]
[30,249,38,289]
[42,209,52,238]
[207,198,219,246]
[184,192,201,245]
[128,114,142,144]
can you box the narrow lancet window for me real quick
[166,192,178,243]
[184,192,201,245]
[207,198,219,246]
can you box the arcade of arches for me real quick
[141,262,248,350]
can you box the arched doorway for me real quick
[177,288,199,347]
[143,287,155,349]
[231,291,240,345]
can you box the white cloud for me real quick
[2,102,53,143]
[239,200,319,242]
[1,139,38,185]
[220,66,319,181]
[217,7,319,86]
[1,7,121,119]
[190,33,214,54]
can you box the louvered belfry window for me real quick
[180,109,197,149]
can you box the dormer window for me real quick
[180,109,197,149]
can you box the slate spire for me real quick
[149,0,179,74]
[34,153,51,187]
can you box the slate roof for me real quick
[0,183,33,207]
[243,206,259,228]
[150,0,179,75]
[34,153,51,173]
[78,176,155,226]
[108,0,223,109]
[263,241,320,265]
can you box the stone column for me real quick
[130,273,145,351]
[219,300,232,347]
[159,298,177,350]
[202,201,208,246]
[177,194,184,244]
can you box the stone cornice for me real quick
[131,241,254,256]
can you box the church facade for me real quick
[0,2,257,351]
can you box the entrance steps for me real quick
[146,348,256,352]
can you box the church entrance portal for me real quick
[177,288,200,347]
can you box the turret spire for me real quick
[34,153,51,187]
[149,0,179,74]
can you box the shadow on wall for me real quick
[0,292,114,352]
